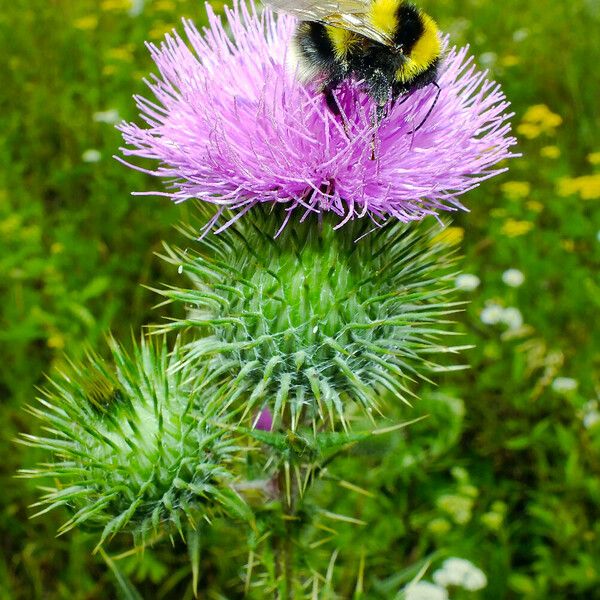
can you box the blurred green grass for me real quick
[0,0,598,598]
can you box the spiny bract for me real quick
[19,337,248,548]
[159,210,464,429]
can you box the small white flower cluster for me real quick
[455,268,525,292]
[404,558,487,600]
[130,0,145,16]
[479,52,497,67]
[455,274,481,291]
[480,303,523,330]
[502,268,525,287]
[582,400,600,429]
[82,149,102,163]
[405,581,448,600]
[513,28,530,42]
[551,377,578,394]
[456,269,526,331]
[433,557,488,591]
[93,109,121,125]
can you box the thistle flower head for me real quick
[20,338,247,547]
[159,210,463,429]
[119,1,516,231]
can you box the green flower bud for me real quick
[160,209,462,429]
[19,337,248,548]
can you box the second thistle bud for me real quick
[20,337,249,548]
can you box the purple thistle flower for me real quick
[118,1,516,231]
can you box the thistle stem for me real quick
[274,463,295,600]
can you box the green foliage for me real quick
[1,0,599,598]
[159,209,462,430]
[19,337,247,548]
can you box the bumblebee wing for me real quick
[262,0,395,47]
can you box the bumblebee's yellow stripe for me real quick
[410,13,441,68]
[326,26,358,59]
[396,12,441,82]
[369,0,402,38]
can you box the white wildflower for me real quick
[455,274,481,291]
[129,0,145,16]
[480,303,504,325]
[129,0,146,17]
[93,109,121,124]
[502,268,525,287]
[582,401,600,429]
[513,28,529,42]
[551,377,578,393]
[82,149,101,163]
[479,52,497,67]
[433,557,487,591]
[501,307,524,330]
[583,411,600,429]
[405,581,449,600]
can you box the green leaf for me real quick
[99,548,143,600]
[187,526,201,598]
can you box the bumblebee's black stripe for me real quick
[393,3,424,55]
[298,22,336,66]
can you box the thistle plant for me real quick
[21,1,517,596]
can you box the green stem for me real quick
[275,465,294,600]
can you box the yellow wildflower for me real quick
[588,152,600,166]
[501,181,531,200]
[106,45,135,62]
[431,226,464,246]
[523,104,563,128]
[517,123,541,140]
[526,200,544,213]
[518,104,562,139]
[558,178,579,197]
[501,55,520,67]
[561,239,575,252]
[101,0,130,10]
[74,15,98,30]
[578,176,600,199]
[47,335,66,350]
[540,145,561,159]
[558,175,600,200]
[149,22,176,40]
[155,0,176,11]
[501,219,533,237]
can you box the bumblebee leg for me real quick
[407,82,441,134]
[370,103,388,161]
[322,83,352,142]
[391,91,412,110]
[323,85,342,117]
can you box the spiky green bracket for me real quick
[19,337,250,549]
[158,209,464,430]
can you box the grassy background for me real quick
[1,0,599,597]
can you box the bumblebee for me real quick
[265,0,442,129]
